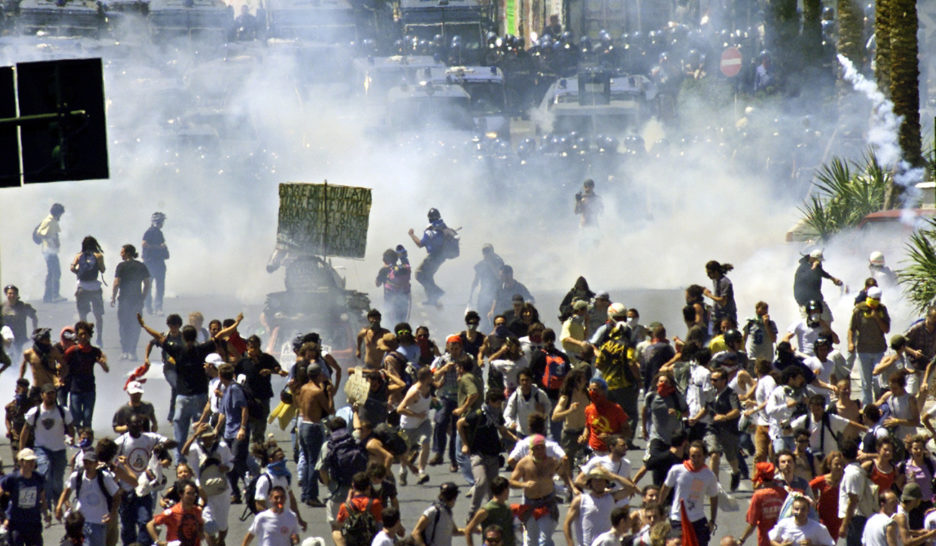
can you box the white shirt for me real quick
[863,512,897,546]
[508,437,564,463]
[254,471,290,503]
[114,432,167,491]
[580,454,632,485]
[490,359,524,392]
[24,403,73,451]
[68,469,120,524]
[768,517,835,546]
[187,440,234,482]
[790,412,850,454]
[209,377,225,415]
[754,375,777,427]
[504,387,551,435]
[766,384,801,439]
[581,491,622,545]
[593,529,626,546]
[839,462,876,518]
[399,384,432,429]
[371,531,396,546]
[686,364,714,424]
[788,321,821,356]
[663,464,718,522]
[247,508,301,546]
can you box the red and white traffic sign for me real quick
[720,47,743,77]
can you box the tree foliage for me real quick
[899,218,936,312]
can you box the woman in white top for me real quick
[397,367,434,485]
[744,359,777,464]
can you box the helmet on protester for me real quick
[724,329,743,345]
[152,212,166,224]
[427,208,441,222]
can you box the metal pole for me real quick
[322,179,328,257]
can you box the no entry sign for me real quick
[720,47,743,77]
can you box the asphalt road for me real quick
[10,293,755,545]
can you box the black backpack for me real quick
[340,497,381,546]
[323,429,368,489]
[240,472,292,520]
[371,423,408,456]
[75,252,99,282]
[74,470,115,512]
[420,501,446,545]
[31,224,42,245]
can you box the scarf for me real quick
[657,382,676,398]
[683,459,708,473]
[267,459,292,481]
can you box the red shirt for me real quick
[151,503,203,546]
[810,475,842,541]
[584,400,628,452]
[745,484,787,546]
[336,495,383,524]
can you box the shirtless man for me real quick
[510,435,561,546]
[356,309,390,369]
[19,328,64,399]
[296,362,334,506]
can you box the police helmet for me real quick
[427,208,441,222]
[724,329,742,345]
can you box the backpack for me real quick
[31,224,42,245]
[236,382,266,420]
[323,429,369,489]
[340,497,381,546]
[541,353,570,390]
[372,423,408,456]
[434,225,460,259]
[75,252,99,282]
[74,470,114,512]
[596,333,636,387]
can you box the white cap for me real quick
[126,381,144,395]
[868,286,883,300]
[809,249,824,261]
[870,251,885,266]
[204,353,224,366]
[17,448,37,461]
[607,302,627,319]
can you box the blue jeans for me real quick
[454,434,474,487]
[857,351,885,405]
[432,397,457,464]
[43,252,61,302]
[524,510,557,546]
[225,431,250,499]
[163,364,178,422]
[35,446,67,514]
[10,527,43,546]
[143,259,166,313]
[85,522,107,546]
[70,391,95,429]
[119,490,153,545]
[298,422,325,501]
[173,393,207,461]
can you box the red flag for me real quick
[680,500,699,546]
[123,362,150,391]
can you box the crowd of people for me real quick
[2,198,936,546]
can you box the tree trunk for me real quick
[801,0,822,62]
[765,0,799,78]
[890,0,923,168]
[836,0,866,69]
[874,0,892,97]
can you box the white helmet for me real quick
[869,251,885,266]
[607,302,627,320]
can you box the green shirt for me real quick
[457,373,483,412]
[481,499,515,546]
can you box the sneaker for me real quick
[418,473,430,485]
[449,463,458,473]
[466,485,475,498]
[730,472,741,492]
[399,471,407,486]
[230,495,242,504]
[428,454,443,466]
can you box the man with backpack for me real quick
[55,448,120,546]
[69,236,106,347]
[114,414,170,545]
[111,244,151,361]
[320,416,368,533]
[412,482,462,546]
[181,425,232,546]
[21,382,74,525]
[595,320,640,432]
[334,471,383,546]
[529,328,571,441]
[458,389,516,518]
[791,394,865,462]
[36,202,66,304]
[141,212,169,316]
[408,208,457,307]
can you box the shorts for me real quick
[75,287,104,317]
[704,429,740,463]
[401,420,432,450]
[202,492,231,533]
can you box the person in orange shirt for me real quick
[146,479,204,546]
[580,378,628,455]
[739,462,788,546]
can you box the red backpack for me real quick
[541,353,570,390]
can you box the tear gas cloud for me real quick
[0,29,923,350]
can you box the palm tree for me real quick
[889,0,923,168]
[836,0,866,70]
[874,0,892,96]
[899,218,936,312]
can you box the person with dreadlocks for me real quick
[69,236,106,345]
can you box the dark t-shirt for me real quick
[465,407,504,456]
[1,301,37,344]
[162,340,215,395]
[112,402,156,432]
[235,353,281,400]
[646,448,683,490]
[0,471,44,525]
[142,226,166,263]
[115,260,151,301]
[64,344,102,393]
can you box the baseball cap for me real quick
[205,353,224,366]
[446,334,462,345]
[809,249,824,261]
[903,483,923,502]
[127,381,145,395]
[867,286,883,300]
[440,482,459,500]
[18,448,37,461]
[573,300,588,311]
